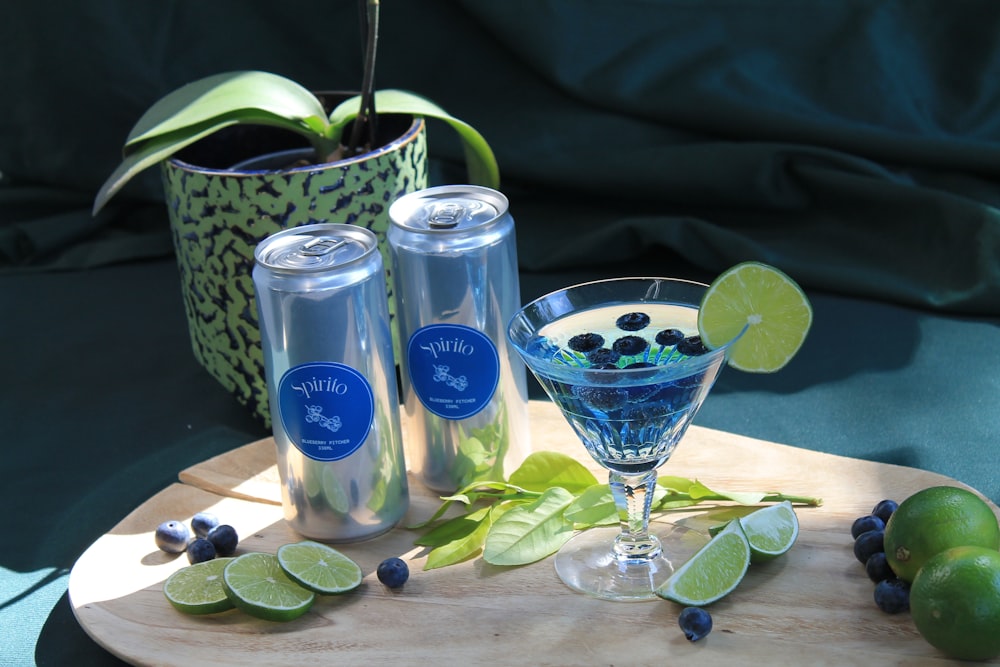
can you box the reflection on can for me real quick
[389,186,530,493]
[253,223,408,541]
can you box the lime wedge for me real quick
[698,261,812,373]
[739,500,800,562]
[277,541,363,595]
[655,519,751,606]
[163,557,235,615]
[223,552,315,621]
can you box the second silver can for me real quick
[388,185,531,493]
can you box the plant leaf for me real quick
[330,89,500,189]
[657,475,696,492]
[566,483,672,528]
[92,110,326,215]
[688,480,767,505]
[507,451,599,495]
[125,71,329,147]
[483,487,576,566]
[563,484,619,528]
[425,504,512,570]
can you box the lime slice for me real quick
[655,519,751,606]
[223,552,315,621]
[163,557,235,615]
[739,500,800,562]
[698,261,812,373]
[277,541,363,595]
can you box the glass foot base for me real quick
[554,521,708,602]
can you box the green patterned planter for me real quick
[163,115,427,425]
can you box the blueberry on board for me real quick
[655,329,685,346]
[377,557,409,588]
[207,524,239,556]
[568,332,604,353]
[616,312,650,331]
[865,551,894,583]
[676,336,708,356]
[874,578,910,614]
[187,538,217,564]
[191,512,220,539]
[871,499,898,524]
[612,335,648,356]
[853,529,884,564]
[850,514,885,539]
[678,606,713,642]
[155,520,191,554]
[587,348,621,366]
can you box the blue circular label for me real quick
[277,362,374,461]
[407,324,499,420]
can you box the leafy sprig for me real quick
[413,451,822,570]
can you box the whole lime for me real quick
[883,486,999,582]
[910,546,1000,661]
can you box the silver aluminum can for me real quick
[388,185,530,493]
[253,223,408,542]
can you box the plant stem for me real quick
[347,0,379,156]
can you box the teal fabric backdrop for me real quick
[2,1,999,313]
[2,3,1000,664]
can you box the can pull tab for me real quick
[300,237,347,256]
[427,202,465,229]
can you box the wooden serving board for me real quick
[70,401,1000,666]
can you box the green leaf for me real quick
[483,487,576,566]
[508,452,599,495]
[564,484,619,528]
[566,483,672,528]
[688,480,767,505]
[425,504,511,570]
[330,89,500,189]
[125,71,328,147]
[657,475,697,492]
[92,109,324,215]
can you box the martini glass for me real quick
[507,277,741,601]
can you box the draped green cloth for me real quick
[3,1,1000,313]
[2,3,1000,664]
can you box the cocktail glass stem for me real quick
[609,470,661,560]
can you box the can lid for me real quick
[389,185,508,232]
[255,224,375,271]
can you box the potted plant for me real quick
[92,1,499,425]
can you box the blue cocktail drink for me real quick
[508,278,740,601]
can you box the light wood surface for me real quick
[70,400,1000,666]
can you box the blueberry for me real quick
[187,538,216,564]
[853,529,884,564]
[676,336,708,356]
[874,578,910,614]
[587,348,621,366]
[655,329,685,346]
[865,551,895,583]
[568,332,604,353]
[850,514,885,540]
[377,557,409,588]
[207,524,239,556]
[872,499,898,524]
[573,385,628,411]
[191,512,220,539]
[678,606,713,642]
[612,335,648,356]
[616,312,650,331]
[154,520,191,554]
